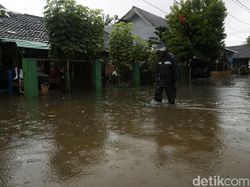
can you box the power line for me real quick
[227,35,247,45]
[228,27,250,35]
[141,0,250,35]
[227,12,250,25]
[226,25,250,39]
[230,0,250,14]
[141,0,168,14]
[227,31,248,39]
[234,0,250,12]
[145,0,250,26]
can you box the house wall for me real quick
[129,14,157,41]
[224,51,234,65]
[232,58,249,74]
[233,58,249,68]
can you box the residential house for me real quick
[120,6,166,41]
[227,45,250,74]
[118,7,167,83]
[0,4,110,92]
[0,5,49,92]
[0,4,6,10]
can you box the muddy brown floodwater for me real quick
[0,75,250,187]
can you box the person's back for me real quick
[154,46,177,104]
[157,52,176,87]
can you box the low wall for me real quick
[210,71,231,78]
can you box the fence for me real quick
[22,58,102,97]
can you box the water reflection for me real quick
[153,107,222,172]
[46,94,108,182]
[0,76,249,187]
[0,97,52,186]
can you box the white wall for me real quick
[129,14,157,41]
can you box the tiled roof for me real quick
[121,6,166,27]
[0,7,109,51]
[0,11,48,43]
[227,45,250,59]
[0,4,5,9]
[134,6,166,27]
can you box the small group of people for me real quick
[154,44,177,104]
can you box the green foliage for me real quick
[109,22,151,82]
[148,26,168,46]
[0,10,4,17]
[109,22,134,69]
[163,0,227,63]
[44,0,104,59]
[141,50,157,76]
[133,36,150,63]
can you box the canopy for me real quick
[0,38,49,50]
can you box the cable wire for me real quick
[234,0,250,12]
[230,0,250,14]
[227,12,250,25]
[228,27,250,35]
[141,0,250,39]
[141,0,168,14]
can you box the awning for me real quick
[0,38,49,50]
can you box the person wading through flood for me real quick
[154,44,177,104]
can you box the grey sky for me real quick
[1,0,250,46]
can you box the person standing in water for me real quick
[154,44,177,104]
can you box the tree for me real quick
[163,0,227,63]
[109,22,150,82]
[109,22,134,74]
[133,36,149,63]
[44,0,104,59]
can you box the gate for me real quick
[22,58,103,97]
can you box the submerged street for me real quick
[0,75,250,187]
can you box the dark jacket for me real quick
[155,52,177,87]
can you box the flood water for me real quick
[0,75,250,187]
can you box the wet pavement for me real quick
[0,75,250,187]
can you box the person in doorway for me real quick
[154,44,177,104]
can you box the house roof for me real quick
[0,6,109,51]
[224,47,238,54]
[0,11,48,43]
[121,6,166,27]
[227,45,250,59]
[0,4,6,9]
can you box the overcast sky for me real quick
[1,0,250,46]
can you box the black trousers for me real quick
[154,84,176,104]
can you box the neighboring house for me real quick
[120,6,166,41]
[223,48,237,70]
[0,4,109,56]
[0,5,50,92]
[0,5,49,63]
[0,4,6,10]
[227,45,250,74]
[0,4,110,93]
